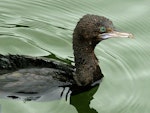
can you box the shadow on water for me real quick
[70,85,99,113]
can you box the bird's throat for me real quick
[73,45,103,86]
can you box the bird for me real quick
[0,14,133,101]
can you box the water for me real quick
[0,0,150,113]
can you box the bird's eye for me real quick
[100,26,106,33]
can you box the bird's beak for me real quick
[99,31,134,40]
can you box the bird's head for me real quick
[73,14,133,47]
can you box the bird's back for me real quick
[0,55,75,94]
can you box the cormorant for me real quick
[0,14,133,100]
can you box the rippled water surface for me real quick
[0,0,150,113]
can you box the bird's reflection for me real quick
[70,84,99,113]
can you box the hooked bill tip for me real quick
[128,33,134,38]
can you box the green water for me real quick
[0,0,150,113]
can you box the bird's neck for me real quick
[73,37,103,86]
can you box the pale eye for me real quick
[100,26,106,33]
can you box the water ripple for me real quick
[0,0,150,113]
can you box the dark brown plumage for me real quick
[73,14,133,86]
[0,14,133,95]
